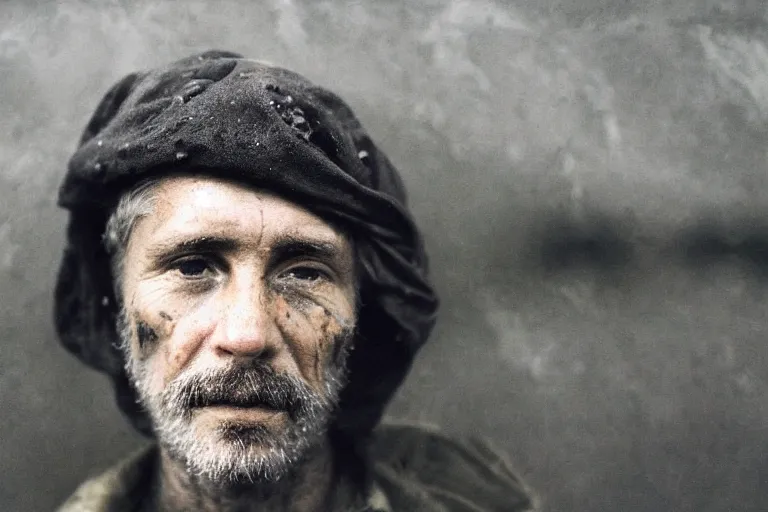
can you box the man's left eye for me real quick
[282,267,325,281]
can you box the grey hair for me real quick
[103,178,160,299]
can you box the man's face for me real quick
[117,175,357,484]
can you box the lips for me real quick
[196,399,282,412]
[188,393,286,412]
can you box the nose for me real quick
[212,276,273,359]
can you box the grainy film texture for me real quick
[1,1,767,511]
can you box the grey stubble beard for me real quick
[116,309,352,487]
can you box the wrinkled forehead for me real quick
[139,174,351,248]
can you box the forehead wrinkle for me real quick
[159,206,264,238]
[132,176,351,264]
[147,177,262,227]
[140,211,267,258]
[260,208,345,237]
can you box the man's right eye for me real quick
[174,258,212,277]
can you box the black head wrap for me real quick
[55,50,438,438]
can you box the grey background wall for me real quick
[2,0,768,510]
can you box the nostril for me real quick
[214,333,270,358]
[214,305,271,359]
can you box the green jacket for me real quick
[59,422,536,512]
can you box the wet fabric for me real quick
[54,50,439,437]
[57,423,535,512]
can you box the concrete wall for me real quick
[2,1,767,510]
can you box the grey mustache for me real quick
[169,364,309,417]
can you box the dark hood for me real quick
[54,50,438,438]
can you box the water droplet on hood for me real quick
[277,106,312,141]
[92,161,107,178]
[177,79,213,103]
[117,143,130,158]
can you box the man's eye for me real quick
[283,267,324,282]
[174,258,212,277]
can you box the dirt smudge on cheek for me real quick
[274,284,316,318]
[170,347,187,373]
[272,285,354,383]
[133,309,178,360]
[315,306,351,378]
[135,320,159,354]
[274,294,293,322]
[317,308,342,382]
[323,307,354,367]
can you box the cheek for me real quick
[273,291,354,385]
[135,320,160,351]
[160,297,222,383]
[128,281,217,382]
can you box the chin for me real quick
[158,414,315,485]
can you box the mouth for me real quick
[190,396,288,418]
[192,399,283,412]
[187,391,287,410]
[192,402,287,426]
[202,402,281,412]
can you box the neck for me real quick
[152,438,338,512]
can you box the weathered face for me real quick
[117,175,357,483]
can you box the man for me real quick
[55,50,535,511]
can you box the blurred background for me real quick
[2,0,768,510]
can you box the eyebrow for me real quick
[147,236,241,263]
[145,234,342,264]
[269,235,342,264]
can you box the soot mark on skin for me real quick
[316,308,334,379]
[331,331,350,368]
[273,285,352,381]
[290,301,334,383]
[136,320,159,351]
[159,311,173,321]
[272,283,316,316]
[319,306,351,368]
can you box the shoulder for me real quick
[369,421,537,512]
[58,445,156,512]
